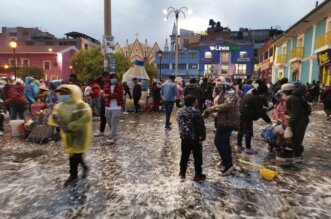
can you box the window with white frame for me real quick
[9,58,17,67]
[50,75,58,81]
[188,63,198,69]
[204,51,212,59]
[204,64,214,74]
[297,36,303,47]
[240,51,248,58]
[222,52,230,62]
[235,64,247,74]
[43,61,51,70]
[21,58,30,67]
[221,65,229,74]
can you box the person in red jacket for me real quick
[90,82,101,116]
[102,73,124,144]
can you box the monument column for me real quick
[103,0,116,72]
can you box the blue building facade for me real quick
[155,50,200,80]
[199,40,254,79]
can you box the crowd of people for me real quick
[0,72,331,185]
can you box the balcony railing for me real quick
[276,54,286,64]
[316,31,331,50]
[290,47,304,59]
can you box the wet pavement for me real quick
[0,105,331,218]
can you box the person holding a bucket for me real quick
[48,85,92,187]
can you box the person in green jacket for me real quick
[48,84,92,186]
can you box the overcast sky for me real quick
[0,0,324,47]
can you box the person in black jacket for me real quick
[200,77,213,108]
[132,78,142,113]
[176,94,206,181]
[282,83,310,158]
[321,85,331,119]
[237,83,272,154]
[183,78,204,111]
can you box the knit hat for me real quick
[281,83,294,91]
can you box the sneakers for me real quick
[244,148,258,154]
[106,138,115,144]
[0,131,3,136]
[93,131,104,137]
[63,175,78,187]
[221,166,234,176]
[178,172,186,180]
[165,126,172,130]
[193,174,206,181]
[293,156,304,164]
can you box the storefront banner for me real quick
[237,58,250,62]
[317,50,331,67]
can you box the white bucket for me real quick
[9,120,24,137]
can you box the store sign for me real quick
[317,50,331,67]
[210,44,241,51]
[237,58,250,62]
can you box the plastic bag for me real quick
[284,126,293,138]
[261,125,277,143]
[273,124,284,135]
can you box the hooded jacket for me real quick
[48,85,92,155]
[24,77,39,103]
[212,89,240,129]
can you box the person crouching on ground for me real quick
[177,94,206,181]
[48,85,92,187]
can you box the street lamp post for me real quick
[165,7,189,76]
[158,50,163,81]
[9,40,17,80]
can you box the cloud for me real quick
[0,0,324,48]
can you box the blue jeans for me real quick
[164,101,174,127]
[214,127,233,168]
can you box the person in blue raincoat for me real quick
[24,76,39,105]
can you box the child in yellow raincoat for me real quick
[48,84,92,186]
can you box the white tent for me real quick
[122,60,151,111]
[122,60,150,83]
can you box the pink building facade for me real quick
[0,45,78,81]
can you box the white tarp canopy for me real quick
[122,60,150,111]
[122,60,150,82]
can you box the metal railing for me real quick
[290,47,304,59]
[316,31,331,50]
[276,54,286,64]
